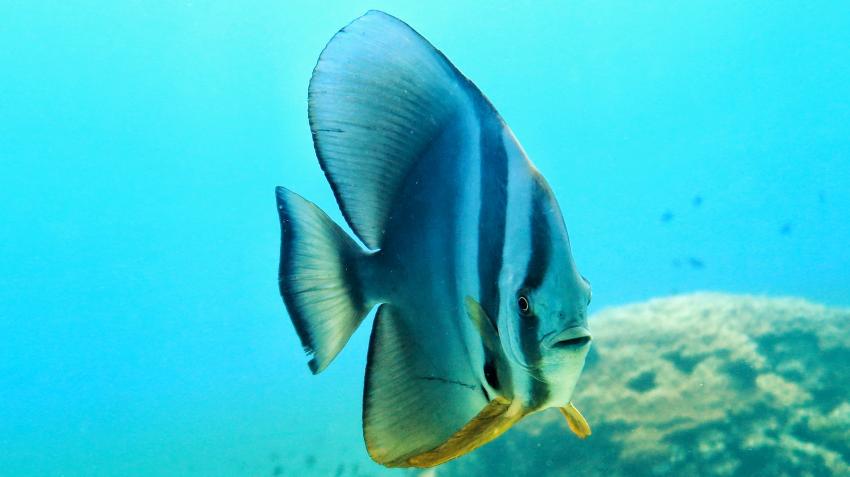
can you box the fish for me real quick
[661,210,674,223]
[275,10,593,468]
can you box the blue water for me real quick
[2,2,848,476]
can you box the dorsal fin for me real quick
[309,10,477,249]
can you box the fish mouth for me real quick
[544,327,592,349]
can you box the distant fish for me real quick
[688,257,705,269]
[275,10,593,468]
[780,223,793,235]
[661,210,674,223]
[692,195,703,207]
[818,191,826,204]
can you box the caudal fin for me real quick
[276,186,371,374]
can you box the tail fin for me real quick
[276,186,372,374]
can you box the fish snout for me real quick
[544,326,592,350]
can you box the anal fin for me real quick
[363,304,488,467]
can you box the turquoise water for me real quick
[2,2,849,476]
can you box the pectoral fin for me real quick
[464,296,501,353]
[407,398,524,468]
[464,296,513,396]
[560,402,591,439]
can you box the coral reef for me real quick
[438,293,850,477]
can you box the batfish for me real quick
[276,10,593,467]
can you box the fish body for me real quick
[276,10,592,467]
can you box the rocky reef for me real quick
[438,293,850,477]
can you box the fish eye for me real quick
[517,295,531,315]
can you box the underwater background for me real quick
[2,1,849,476]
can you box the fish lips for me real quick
[543,326,592,350]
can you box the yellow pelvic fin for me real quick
[405,398,523,468]
[560,402,592,439]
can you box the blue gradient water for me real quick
[2,2,848,475]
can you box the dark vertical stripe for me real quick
[520,183,552,291]
[519,182,553,409]
[477,112,508,329]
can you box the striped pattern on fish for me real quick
[275,10,593,468]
